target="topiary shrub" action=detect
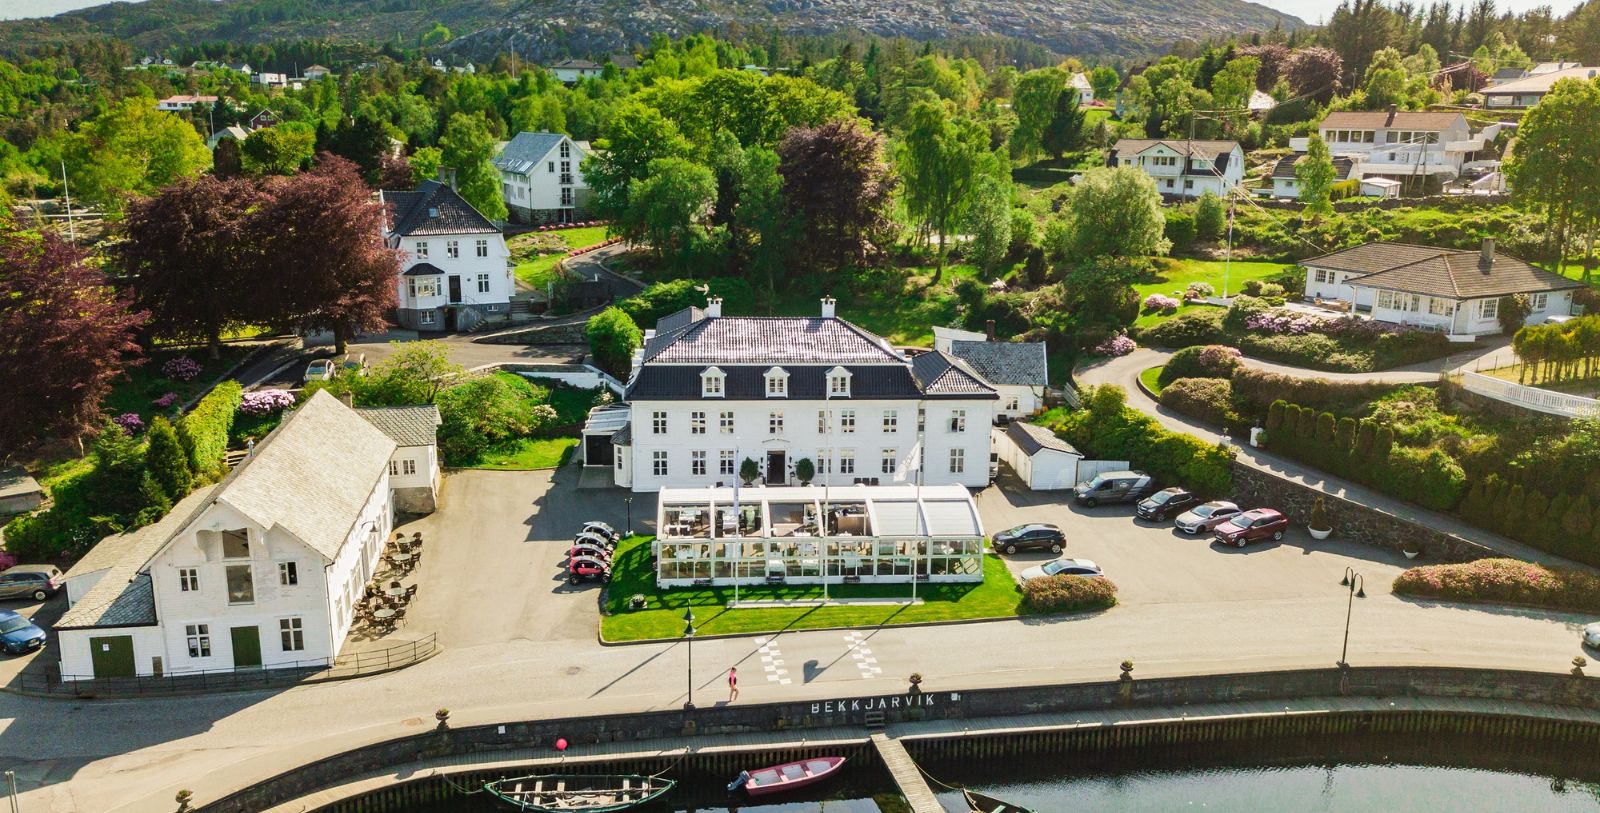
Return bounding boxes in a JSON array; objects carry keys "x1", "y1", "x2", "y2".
[
  {"x1": 1137, "y1": 307, "x2": 1226, "y2": 348},
  {"x1": 1160, "y1": 378, "x2": 1241, "y2": 427},
  {"x1": 1021, "y1": 575, "x2": 1119, "y2": 613},
  {"x1": 1158, "y1": 344, "x2": 1243, "y2": 387}
]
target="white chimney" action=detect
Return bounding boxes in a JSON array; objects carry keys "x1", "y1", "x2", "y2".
[
  {"x1": 1481, "y1": 238, "x2": 1495, "y2": 267},
  {"x1": 820, "y1": 296, "x2": 836, "y2": 318},
  {"x1": 706, "y1": 296, "x2": 723, "y2": 318}
]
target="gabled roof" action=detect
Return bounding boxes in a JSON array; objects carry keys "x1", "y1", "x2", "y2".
[
  {"x1": 494, "y1": 131, "x2": 569, "y2": 174},
  {"x1": 1007, "y1": 421, "x2": 1079, "y2": 457},
  {"x1": 358, "y1": 405, "x2": 441, "y2": 448},
  {"x1": 56, "y1": 487, "x2": 218, "y2": 630},
  {"x1": 383, "y1": 180, "x2": 500, "y2": 237},
  {"x1": 551, "y1": 58, "x2": 601, "y2": 70},
  {"x1": 1483, "y1": 65, "x2": 1599, "y2": 95},
  {"x1": 654, "y1": 306, "x2": 705, "y2": 335},
  {"x1": 1111, "y1": 139, "x2": 1240, "y2": 161},
  {"x1": 948, "y1": 340, "x2": 1048, "y2": 387},
  {"x1": 1271, "y1": 154, "x2": 1356, "y2": 180},
  {"x1": 626, "y1": 364, "x2": 925, "y2": 401},
  {"x1": 1301, "y1": 242, "x2": 1456, "y2": 275},
  {"x1": 911, "y1": 351, "x2": 999, "y2": 399},
  {"x1": 642, "y1": 316, "x2": 904, "y2": 365},
  {"x1": 1320, "y1": 110, "x2": 1465, "y2": 131},
  {"x1": 1347, "y1": 249, "x2": 1584, "y2": 300},
  {"x1": 1068, "y1": 72, "x2": 1093, "y2": 90}
]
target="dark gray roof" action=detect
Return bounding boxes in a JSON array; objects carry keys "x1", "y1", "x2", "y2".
[
  {"x1": 358, "y1": 405, "x2": 441, "y2": 448},
  {"x1": 948, "y1": 340, "x2": 1048, "y2": 387},
  {"x1": 612, "y1": 422, "x2": 632, "y2": 445},
  {"x1": 626, "y1": 364, "x2": 925, "y2": 401},
  {"x1": 654, "y1": 306, "x2": 704, "y2": 335},
  {"x1": 551, "y1": 58, "x2": 601, "y2": 70},
  {"x1": 494, "y1": 132, "x2": 565, "y2": 175},
  {"x1": 383, "y1": 180, "x2": 499, "y2": 237},
  {"x1": 1271, "y1": 154, "x2": 1355, "y2": 180},
  {"x1": 1348, "y1": 250, "x2": 1584, "y2": 300},
  {"x1": 911, "y1": 351, "x2": 999, "y2": 399},
  {"x1": 643, "y1": 316, "x2": 904, "y2": 365},
  {"x1": 402, "y1": 262, "x2": 446, "y2": 277},
  {"x1": 1007, "y1": 421, "x2": 1079, "y2": 457},
  {"x1": 1302, "y1": 242, "x2": 1458, "y2": 275}
]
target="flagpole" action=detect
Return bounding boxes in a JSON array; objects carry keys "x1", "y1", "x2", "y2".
[
  {"x1": 1224, "y1": 196, "x2": 1235, "y2": 299},
  {"x1": 733, "y1": 457, "x2": 740, "y2": 607}
]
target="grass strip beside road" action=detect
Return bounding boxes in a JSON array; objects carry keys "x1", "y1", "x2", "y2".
[
  {"x1": 600, "y1": 536, "x2": 1048, "y2": 642},
  {"x1": 466, "y1": 437, "x2": 578, "y2": 470},
  {"x1": 1139, "y1": 365, "x2": 1166, "y2": 396}
]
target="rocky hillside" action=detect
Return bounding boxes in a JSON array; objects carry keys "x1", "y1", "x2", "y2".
[{"x1": 1, "y1": 0, "x2": 1303, "y2": 60}]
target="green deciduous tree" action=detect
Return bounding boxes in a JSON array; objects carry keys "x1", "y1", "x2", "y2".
[
  {"x1": 1062, "y1": 166, "x2": 1170, "y2": 260},
  {"x1": 1040, "y1": 89, "x2": 1086, "y2": 160},
  {"x1": 1505, "y1": 77, "x2": 1600, "y2": 277},
  {"x1": 241, "y1": 121, "x2": 316, "y2": 176},
  {"x1": 584, "y1": 101, "x2": 693, "y2": 220},
  {"x1": 1089, "y1": 66, "x2": 1120, "y2": 100},
  {"x1": 64, "y1": 97, "x2": 211, "y2": 210},
  {"x1": 438, "y1": 112, "x2": 508, "y2": 220},
  {"x1": 1296, "y1": 134, "x2": 1337, "y2": 220},
  {"x1": 622, "y1": 156, "x2": 718, "y2": 272},
  {"x1": 897, "y1": 100, "x2": 987, "y2": 279},
  {"x1": 965, "y1": 171, "x2": 1013, "y2": 273},
  {"x1": 1010, "y1": 67, "x2": 1065, "y2": 161},
  {"x1": 1195, "y1": 192, "x2": 1226, "y2": 241},
  {"x1": 359, "y1": 340, "x2": 464, "y2": 405},
  {"x1": 587, "y1": 307, "x2": 643, "y2": 378}
]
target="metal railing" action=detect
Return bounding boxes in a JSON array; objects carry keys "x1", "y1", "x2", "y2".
[
  {"x1": 1454, "y1": 371, "x2": 1600, "y2": 418},
  {"x1": 8, "y1": 633, "x2": 437, "y2": 698}
]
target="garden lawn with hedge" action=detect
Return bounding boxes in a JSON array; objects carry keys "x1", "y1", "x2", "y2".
[
  {"x1": 510, "y1": 226, "x2": 611, "y2": 289},
  {"x1": 1132, "y1": 259, "x2": 1290, "y2": 328},
  {"x1": 1043, "y1": 385, "x2": 1234, "y2": 499},
  {"x1": 1139, "y1": 365, "x2": 1165, "y2": 396},
  {"x1": 468, "y1": 437, "x2": 579, "y2": 470},
  {"x1": 1393, "y1": 559, "x2": 1600, "y2": 613},
  {"x1": 600, "y1": 536, "x2": 1078, "y2": 642},
  {"x1": 102, "y1": 347, "x2": 254, "y2": 425}
]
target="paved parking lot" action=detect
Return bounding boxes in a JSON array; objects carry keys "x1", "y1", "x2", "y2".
[{"x1": 976, "y1": 469, "x2": 1409, "y2": 604}]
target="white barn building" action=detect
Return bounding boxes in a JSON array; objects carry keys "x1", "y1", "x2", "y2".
[{"x1": 54, "y1": 392, "x2": 417, "y2": 679}]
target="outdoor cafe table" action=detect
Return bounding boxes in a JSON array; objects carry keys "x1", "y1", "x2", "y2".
[
  {"x1": 384, "y1": 586, "x2": 407, "y2": 598},
  {"x1": 390, "y1": 552, "x2": 413, "y2": 566},
  {"x1": 373, "y1": 607, "x2": 396, "y2": 621}
]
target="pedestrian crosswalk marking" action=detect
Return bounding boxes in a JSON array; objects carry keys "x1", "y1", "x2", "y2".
[
  {"x1": 843, "y1": 631, "x2": 883, "y2": 679},
  {"x1": 757, "y1": 637, "x2": 791, "y2": 685}
]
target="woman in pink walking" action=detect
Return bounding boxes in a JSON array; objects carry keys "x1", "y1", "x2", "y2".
[{"x1": 728, "y1": 666, "x2": 739, "y2": 701}]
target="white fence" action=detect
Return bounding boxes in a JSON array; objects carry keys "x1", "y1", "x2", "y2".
[
  {"x1": 512, "y1": 364, "x2": 626, "y2": 396},
  {"x1": 1456, "y1": 371, "x2": 1599, "y2": 418}
]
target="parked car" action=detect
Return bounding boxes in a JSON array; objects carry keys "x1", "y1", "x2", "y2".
[
  {"x1": 0, "y1": 610, "x2": 47, "y2": 655},
  {"x1": 1073, "y1": 471, "x2": 1153, "y2": 507},
  {"x1": 581, "y1": 521, "x2": 621, "y2": 543},
  {"x1": 567, "y1": 543, "x2": 611, "y2": 562},
  {"x1": 1584, "y1": 623, "x2": 1600, "y2": 650},
  {"x1": 991, "y1": 524, "x2": 1065, "y2": 555},
  {"x1": 1174, "y1": 501, "x2": 1242, "y2": 535},
  {"x1": 574, "y1": 530, "x2": 616, "y2": 550},
  {"x1": 1213, "y1": 509, "x2": 1289, "y2": 547},
  {"x1": 1019, "y1": 557, "x2": 1103, "y2": 583},
  {"x1": 334, "y1": 352, "x2": 367, "y2": 376},
  {"x1": 1136, "y1": 487, "x2": 1201, "y2": 522},
  {"x1": 567, "y1": 555, "x2": 611, "y2": 585},
  {"x1": 303, "y1": 359, "x2": 335, "y2": 382},
  {"x1": 0, "y1": 565, "x2": 62, "y2": 602}
]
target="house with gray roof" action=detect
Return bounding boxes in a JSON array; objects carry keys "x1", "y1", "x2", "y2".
[
  {"x1": 604, "y1": 297, "x2": 997, "y2": 491},
  {"x1": 55, "y1": 391, "x2": 401, "y2": 680},
  {"x1": 359, "y1": 404, "x2": 441, "y2": 513},
  {"x1": 1482, "y1": 64, "x2": 1596, "y2": 108},
  {"x1": 1303, "y1": 239, "x2": 1582, "y2": 337},
  {"x1": 935, "y1": 333, "x2": 1049, "y2": 420},
  {"x1": 1110, "y1": 138, "x2": 1245, "y2": 199},
  {"x1": 1310, "y1": 108, "x2": 1487, "y2": 183},
  {"x1": 494, "y1": 131, "x2": 592, "y2": 225},
  {"x1": 381, "y1": 178, "x2": 512, "y2": 332}
]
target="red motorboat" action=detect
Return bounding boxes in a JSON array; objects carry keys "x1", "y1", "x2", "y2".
[{"x1": 729, "y1": 756, "x2": 847, "y2": 797}]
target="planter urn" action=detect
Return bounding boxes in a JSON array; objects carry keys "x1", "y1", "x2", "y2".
[{"x1": 1309, "y1": 527, "x2": 1332, "y2": 540}]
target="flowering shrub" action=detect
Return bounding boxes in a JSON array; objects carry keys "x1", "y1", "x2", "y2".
[
  {"x1": 1093, "y1": 334, "x2": 1137, "y2": 357},
  {"x1": 1159, "y1": 343, "x2": 1243, "y2": 386},
  {"x1": 1243, "y1": 311, "x2": 1323, "y2": 335},
  {"x1": 1021, "y1": 574, "x2": 1119, "y2": 613},
  {"x1": 1392, "y1": 559, "x2": 1600, "y2": 613},
  {"x1": 162, "y1": 356, "x2": 202, "y2": 381},
  {"x1": 1142, "y1": 293, "x2": 1181, "y2": 314},
  {"x1": 152, "y1": 392, "x2": 180, "y2": 408},
  {"x1": 1185, "y1": 282, "x2": 1214, "y2": 300},
  {"x1": 239, "y1": 389, "x2": 295, "y2": 416},
  {"x1": 112, "y1": 413, "x2": 145, "y2": 435}
]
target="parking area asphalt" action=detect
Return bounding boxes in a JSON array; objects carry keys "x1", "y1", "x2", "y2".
[
  {"x1": 976, "y1": 468, "x2": 1409, "y2": 604},
  {"x1": 397, "y1": 465, "x2": 634, "y2": 650},
  {"x1": 0, "y1": 593, "x2": 63, "y2": 686}
]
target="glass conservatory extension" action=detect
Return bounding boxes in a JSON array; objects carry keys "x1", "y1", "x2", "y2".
[{"x1": 653, "y1": 485, "x2": 986, "y2": 588}]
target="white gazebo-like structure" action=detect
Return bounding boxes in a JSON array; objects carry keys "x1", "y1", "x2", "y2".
[{"x1": 652, "y1": 485, "x2": 986, "y2": 588}]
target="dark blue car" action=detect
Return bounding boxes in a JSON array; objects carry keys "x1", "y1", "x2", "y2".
[{"x1": 0, "y1": 610, "x2": 46, "y2": 655}]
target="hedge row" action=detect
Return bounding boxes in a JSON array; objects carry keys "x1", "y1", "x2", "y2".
[
  {"x1": 1393, "y1": 558, "x2": 1600, "y2": 614},
  {"x1": 1266, "y1": 399, "x2": 1466, "y2": 511},
  {"x1": 1159, "y1": 378, "x2": 1241, "y2": 427},
  {"x1": 1458, "y1": 475, "x2": 1600, "y2": 565},
  {"x1": 1051, "y1": 386, "x2": 1234, "y2": 499},
  {"x1": 1156, "y1": 344, "x2": 1241, "y2": 388},
  {"x1": 1230, "y1": 367, "x2": 1409, "y2": 414},
  {"x1": 177, "y1": 380, "x2": 241, "y2": 480},
  {"x1": 1021, "y1": 575, "x2": 1119, "y2": 614}
]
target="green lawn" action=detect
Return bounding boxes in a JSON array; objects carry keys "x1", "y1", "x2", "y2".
[
  {"x1": 600, "y1": 535, "x2": 1045, "y2": 642},
  {"x1": 1133, "y1": 258, "x2": 1291, "y2": 329},
  {"x1": 466, "y1": 437, "x2": 579, "y2": 470},
  {"x1": 103, "y1": 346, "x2": 255, "y2": 424},
  {"x1": 769, "y1": 263, "x2": 979, "y2": 346},
  {"x1": 510, "y1": 226, "x2": 612, "y2": 290},
  {"x1": 1139, "y1": 365, "x2": 1166, "y2": 396}
]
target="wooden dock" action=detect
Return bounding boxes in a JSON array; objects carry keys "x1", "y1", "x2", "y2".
[{"x1": 870, "y1": 732, "x2": 945, "y2": 813}]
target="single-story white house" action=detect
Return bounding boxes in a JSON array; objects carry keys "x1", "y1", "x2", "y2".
[
  {"x1": 1270, "y1": 154, "x2": 1358, "y2": 199},
  {"x1": 358, "y1": 405, "x2": 442, "y2": 513},
  {"x1": 1302, "y1": 239, "x2": 1584, "y2": 337}
]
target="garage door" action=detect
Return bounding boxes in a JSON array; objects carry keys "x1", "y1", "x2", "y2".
[
  {"x1": 584, "y1": 434, "x2": 614, "y2": 467},
  {"x1": 89, "y1": 635, "x2": 135, "y2": 678}
]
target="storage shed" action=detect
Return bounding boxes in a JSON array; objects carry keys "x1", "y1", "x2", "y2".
[{"x1": 1002, "y1": 422, "x2": 1085, "y2": 491}]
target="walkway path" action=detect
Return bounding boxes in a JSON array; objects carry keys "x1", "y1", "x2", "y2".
[
  {"x1": 1075, "y1": 347, "x2": 1588, "y2": 572},
  {"x1": 871, "y1": 733, "x2": 943, "y2": 813}
]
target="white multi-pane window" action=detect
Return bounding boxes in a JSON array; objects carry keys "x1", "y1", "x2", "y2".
[
  {"x1": 949, "y1": 448, "x2": 965, "y2": 473},
  {"x1": 280, "y1": 617, "x2": 305, "y2": 651},
  {"x1": 769, "y1": 411, "x2": 784, "y2": 434},
  {"x1": 414, "y1": 241, "x2": 429, "y2": 258},
  {"x1": 278, "y1": 561, "x2": 298, "y2": 586},
  {"x1": 178, "y1": 568, "x2": 198, "y2": 592},
  {"x1": 883, "y1": 411, "x2": 898, "y2": 433},
  {"x1": 446, "y1": 240, "x2": 460, "y2": 258},
  {"x1": 703, "y1": 372, "x2": 725, "y2": 397},
  {"x1": 817, "y1": 411, "x2": 830, "y2": 433},
  {"x1": 881, "y1": 449, "x2": 897, "y2": 475},
  {"x1": 817, "y1": 449, "x2": 831, "y2": 474},
  {"x1": 477, "y1": 273, "x2": 490, "y2": 293},
  {"x1": 1531, "y1": 293, "x2": 1549, "y2": 311},
  {"x1": 691, "y1": 411, "x2": 706, "y2": 434},
  {"x1": 653, "y1": 451, "x2": 668, "y2": 476},
  {"x1": 653, "y1": 411, "x2": 667, "y2": 434},
  {"x1": 719, "y1": 450, "x2": 735, "y2": 475},
  {"x1": 186, "y1": 624, "x2": 211, "y2": 658},
  {"x1": 839, "y1": 450, "x2": 855, "y2": 475},
  {"x1": 840, "y1": 411, "x2": 855, "y2": 433},
  {"x1": 720, "y1": 412, "x2": 735, "y2": 433},
  {"x1": 829, "y1": 373, "x2": 850, "y2": 396},
  {"x1": 691, "y1": 450, "x2": 707, "y2": 476},
  {"x1": 561, "y1": 188, "x2": 574, "y2": 206},
  {"x1": 475, "y1": 238, "x2": 489, "y2": 257},
  {"x1": 766, "y1": 370, "x2": 788, "y2": 397},
  {"x1": 949, "y1": 410, "x2": 967, "y2": 432},
  {"x1": 1479, "y1": 298, "x2": 1498, "y2": 318}
]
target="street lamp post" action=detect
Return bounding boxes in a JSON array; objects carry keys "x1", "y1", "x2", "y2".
[
  {"x1": 1338, "y1": 566, "x2": 1366, "y2": 668},
  {"x1": 682, "y1": 609, "x2": 696, "y2": 710},
  {"x1": 624, "y1": 496, "x2": 633, "y2": 536}
]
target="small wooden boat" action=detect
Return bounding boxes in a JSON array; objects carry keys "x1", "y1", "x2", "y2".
[
  {"x1": 964, "y1": 789, "x2": 1036, "y2": 813},
  {"x1": 484, "y1": 773, "x2": 674, "y2": 811},
  {"x1": 731, "y1": 755, "x2": 847, "y2": 797}
]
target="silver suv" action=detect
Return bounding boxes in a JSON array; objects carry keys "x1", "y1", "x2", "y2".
[{"x1": 0, "y1": 565, "x2": 62, "y2": 602}]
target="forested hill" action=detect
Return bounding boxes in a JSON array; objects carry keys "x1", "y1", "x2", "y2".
[{"x1": 0, "y1": 0, "x2": 1304, "y2": 61}]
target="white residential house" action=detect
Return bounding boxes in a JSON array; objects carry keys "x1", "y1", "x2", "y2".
[
  {"x1": 380, "y1": 178, "x2": 513, "y2": 332},
  {"x1": 548, "y1": 59, "x2": 603, "y2": 83},
  {"x1": 156, "y1": 95, "x2": 218, "y2": 111},
  {"x1": 1300, "y1": 108, "x2": 1488, "y2": 183},
  {"x1": 1068, "y1": 72, "x2": 1095, "y2": 105},
  {"x1": 303, "y1": 64, "x2": 331, "y2": 81},
  {"x1": 1109, "y1": 139, "x2": 1245, "y2": 198},
  {"x1": 1482, "y1": 65, "x2": 1596, "y2": 108},
  {"x1": 1270, "y1": 154, "x2": 1359, "y2": 199},
  {"x1": 1302, "y1": 239, "x2": 1583, "y2": 338},
  {"x1": 358, "y1": 405, "x2": 443, "y2": 513},
  {"x1": 253, "y1": 71, "x2": 288, "y2": 87},
  {"x1": 591, "y1": 298, "x2": 999, "y2": 492},
  {"x1": 206, "y1": 125, "x2": 251, "y2": 150},
  {"x1": 494, "y1": 132, "x2": 592, "y2": 225},
  {"x1": 53, "y1": 391, "x2": 407, "y2": 679},
  {"x1": 934, "y1": 327, "x2": 1048, "y2": 420}
]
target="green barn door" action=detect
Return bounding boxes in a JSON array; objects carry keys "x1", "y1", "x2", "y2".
[
  {"x1": 230, "y1": 626, "x2": 262, "y2": 669},
  {"x1": 89, "y1": 635, "x2": 135, "y2": 678}
]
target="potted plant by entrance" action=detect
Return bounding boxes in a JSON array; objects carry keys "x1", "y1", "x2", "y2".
[
  {"x1": 1402, "y1": 542, "x2": 1423, "y2": 560},
  {"x1": 1308, "y1": 497, "x2": 1333, "y2": 540},
  {"x1": 795, "y1": 457, "x2": 815, "y2": 486},
  {"x1": 739, "y1": 457, "x2": 760, "y2": 486}
]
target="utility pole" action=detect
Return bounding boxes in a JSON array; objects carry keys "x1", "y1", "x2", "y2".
[{"x1": 59, "y1": 160, "x2": 76, "y2": 244}]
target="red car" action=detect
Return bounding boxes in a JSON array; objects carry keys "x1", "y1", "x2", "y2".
[
  {"x1": 1212, "y1": 509, "x2": 1288, "y2": 547},
  {"x1": 568, "y1": 555, "x2": 611, "y2": 585}
]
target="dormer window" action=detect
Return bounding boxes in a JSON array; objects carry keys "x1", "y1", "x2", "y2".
[
  {"x1": 765, "y1": 367, "x2": 789, "y2": 398},
  {"x1": 826, "y1": 366, "x2": 852, "y2": 398},
  {"x1": 701, "y1": 366, "x2": 726, "y2": 398}
]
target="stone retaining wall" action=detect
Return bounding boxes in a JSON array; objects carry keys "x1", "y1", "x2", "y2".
[
  {"x1": 474, "y1": 321, "x2": 590, "y2": 345},
  {"x1": 1230, "y1": 462, "x2": 1496, "y2": 563}
]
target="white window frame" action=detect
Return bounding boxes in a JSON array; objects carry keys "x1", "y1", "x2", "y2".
[
  {"x1": 950, "y1": 448, "x2": 966, "y2": 474},
  {"x1": 186, "y1": 624, "x2": 211, "y2": 658},
  {"x1": 652, "y1": 411, "x2": 667, "y2": 434},
  {"x1": 691, "y1": 450, "x2": 707, "y2": 476},
  {"x1": 278, "y1": 561, "x2": 298, "y2": 586},
  {"x1": 701, "y1": 367, "x2": 726, "y2": 398},
  {"x1": 446, "y1": 240, "x2": 460, "y2": 259},
  {"x1": 280, "y1": 617, "x2": 305, "y2": 651},
  {"x1": 839, "y1": 450, "x2": 855, "y2": 475},
  {"x1": 719, "y1": 411, "x2": 734, "y2": 433},
  {"x1": 840, "y1": 410, "x2": 855, "y2": 433},
  {"x1": 828, "y1": 368, "x2": 851, "y2": 397},
  {"x1": 949, "y1": 410, "x2": 967, "y2": 433},
  {"x1": 420, "y1": 310, "x2": 436, "y2": 326},
  {"x1": 1479, "y1": 298, "x2": 1499, "y2": 319},
  {"x1": 690, "y1": 411, "x2": 706, "y2": 435},
  {"x1": 883, "y1": 411, "x2": 898, "y2": 433},
  {"x1": 178, "y1": 568, "x2": 199, "y2": 592},
  {"x1": 476, "y1": 272, "x2": 490, "y2": 293},
  {"x1": 765, "y1": 367, "x2": 789, "y2": 397},
  {"x1": 769, "y1": 411, "x2": 784, "y2": 435},
  {"x1": 719, "y1": 450, "x2": 735, "y2": 476},
  {"x1": 1530, "y1": 292, "x2": 1549, "y2": 311},
  {"x1": 652, "y1": 451, "x2": 668, "y2": 476},
  {"x1": 881, "y1": 449, "x2": 897, "y2": 475},
  {"x1": 414, "y1": 240, "x2": 429, "y2": 259},
  {"x1": 475, "y1": 238, "x2": 489, "y2": 258}
]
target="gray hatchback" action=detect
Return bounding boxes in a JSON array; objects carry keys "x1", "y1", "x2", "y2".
[{"x1": 0, "y1": 565, "x2": 62, "y2": 602}]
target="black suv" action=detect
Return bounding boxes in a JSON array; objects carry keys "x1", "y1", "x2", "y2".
[
  {"x1": 1136, "y1": 487, "x2": 1201, "y2": 522},
  {"x1": 991, "y1": 524, "x2": 1065, "y2": 555}
]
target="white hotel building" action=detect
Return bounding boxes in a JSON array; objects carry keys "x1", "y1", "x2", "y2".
[{"x1": 596, "y1": 298, "x2": 999, "y2": 493}]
